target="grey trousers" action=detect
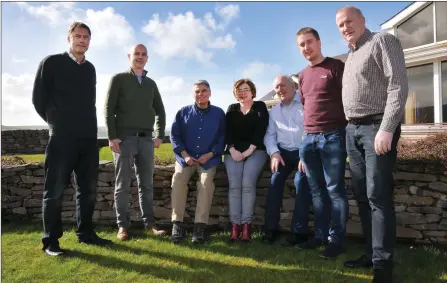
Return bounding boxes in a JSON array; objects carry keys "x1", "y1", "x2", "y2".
[
  {"x1": 113, "y1": 136, "x2": 154, "y2": 229},
  {"x1": 224, "y1": 150, "x2": 268, "y2": 224}
]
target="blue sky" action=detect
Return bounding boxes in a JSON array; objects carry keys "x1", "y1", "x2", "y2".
[{"x1": 1, "y1": 1, "x2": 411, "y2": 127}]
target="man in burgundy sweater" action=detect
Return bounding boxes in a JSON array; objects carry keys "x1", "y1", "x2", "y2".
[{"x1": 294, "y1": 27, "x2": 349, "y2": 259}]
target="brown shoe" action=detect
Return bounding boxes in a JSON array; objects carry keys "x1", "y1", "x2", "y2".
[{"x1": 117, "y1": 227, "x2": 129, "y2": 241}]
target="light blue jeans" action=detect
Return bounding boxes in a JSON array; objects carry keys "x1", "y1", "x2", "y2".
[{"x1": 224, "y1": 150, "x2": 268, "y2": 224}]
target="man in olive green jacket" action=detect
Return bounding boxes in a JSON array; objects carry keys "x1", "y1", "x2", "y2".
[{"x1": 104, "y1": 43, "x2": 166, "y2": 240}]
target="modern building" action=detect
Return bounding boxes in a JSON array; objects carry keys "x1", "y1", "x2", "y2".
[{"x1": 260, "y1": 1, "x2": 447, "y2": 139}]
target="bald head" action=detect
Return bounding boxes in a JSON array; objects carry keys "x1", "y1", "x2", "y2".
[{"x1": 128, "y1": 43, "x2": 148, "y2": 71}]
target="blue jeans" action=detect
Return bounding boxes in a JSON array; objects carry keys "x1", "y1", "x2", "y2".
[
  {"x1": 299, "y1": 128, "x2": 348, "y2": 245},
  {"x1": 224, "y1": 150, "x2": 268, "y2": 224},
  {"x1": 264, "y1": 148, "x2": 312, "y2": 234},
  {"x1": 346, "y1": 121, "x2": 400, "y2": 269}
]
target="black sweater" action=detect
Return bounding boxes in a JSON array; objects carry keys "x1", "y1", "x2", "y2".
[
  {"x1": 224, "y1": 101, "x2": 269, "y2": 153},
  {"x1": 32, "y1": 52, "x2": 97, "y2": 138}
]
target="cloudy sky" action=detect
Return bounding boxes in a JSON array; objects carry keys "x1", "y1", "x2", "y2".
[{"x1": 1, "y1": 1, "x2": 410, "y2": 128}]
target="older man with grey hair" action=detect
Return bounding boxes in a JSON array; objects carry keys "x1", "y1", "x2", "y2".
[
  {"x1": 169, "y1": 80, "x2": 226, "y2": 244},
  {"x1": 336, "y1": 6, "x2": 408, "y2": 283}
]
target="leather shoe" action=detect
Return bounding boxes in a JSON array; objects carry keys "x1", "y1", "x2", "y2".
[
  {"x1": 79, "y1": 234, "x2": 112, "y2": 246},
  {"x1": 229, "y1": 224, "x2": 241, "y2": 241},
  {"x1": 372, "y1": 268, "x2": 393, "y2": 283},
  {"x1": 344, "y1": 255, "x2": 373, "y2": 269},
  {"x1": 241, "y1": 223, "x2": 252, "y2": 242}
]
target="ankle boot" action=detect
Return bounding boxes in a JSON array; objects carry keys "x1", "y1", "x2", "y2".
[
  {"x1": 241, "y1": 223, "x2": 252, "y2": 242},
  {"x1": 230, "y1": 224, "x2": 241, "y2": 241}
]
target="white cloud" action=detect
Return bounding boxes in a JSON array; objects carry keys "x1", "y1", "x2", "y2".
[
  {"x1": 141, "y1": 10, "x2": 237, "y2": 64},
  {"x1": 12, "y1": 57, "x2": 28, "y2": 64},
  {"x1": 215, "y1": 4, "x2": 240, "y2": 22},
  {"x1": 242, "y1": 61, "x2": 281, "y2": 79},
  {"x1": 15, "y1": 2, "x2": 134, "y2": 49}
]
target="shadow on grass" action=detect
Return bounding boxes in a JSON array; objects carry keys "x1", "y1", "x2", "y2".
[
  {"x1": 63, "y1": 244, "x2": 371, "y2": 283},
  {"x1": 2, "y1": 221, "x2": 446, "y2": 283}
]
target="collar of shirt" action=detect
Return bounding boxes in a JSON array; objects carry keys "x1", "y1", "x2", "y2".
[
  {"x1": 67, "y1": 50, "x2": 85, "y2": 64},
  {"x1": 280, "y1": 93, "x2": 300, "y2": 108},
  {"x1": 194, "y1": 102, "x2": 211, "y2": 113},
  {"x1": 129, "y1": 67, "x2": 148, "y2": 78},
  {"x1": 349, "y1": 28, "x2": 372, "y2": 51}
]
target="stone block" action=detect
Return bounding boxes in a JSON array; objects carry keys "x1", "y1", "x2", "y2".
[
  {"x1": 422, "y1": 231, "x2": 447, "y2": 237},
  {"x1": 428, "y1": 182, "x2": 447, "y2": 193},
  {"x1": 210, "y1": 206, "x2": 228, "y2": 216},
  {"x1": 409, "y1": 186, "x2": 420, "y2": 195},
  {"x1": 393, "y1": 172, "x2": 437, "y2": 182},
  {"x1": 24, "y1": 199, "x2": 41, "y2": 207},
  {"x1": 282, "y1": 199, "x2": 295, "y2": 212},
  {"x1": 12, "y1": 207, "x2": 27, "y2": 215},
  {"x1": 154, "y1": 206, "x2": 171, "y2": 218},
  {"x1": 436, "y1": 200, "x2": 447, "y2": 209},
  {"x1": 394, "y1": 195, "x2": 434, "y2": 206},
  {"x1": 396, "y1": 226, "x2": 423, "y2": 239},
  {"x1": 98, "y1": 172, "x2": 115, "y2": 182},
  {"x1": 20, "y1": 175, "x2": 44, "y2": 184},
  {"x1": 10, "y1": 187, "x2": 32, "y2": 197}
]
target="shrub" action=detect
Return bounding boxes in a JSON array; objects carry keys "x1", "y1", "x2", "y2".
[{"x1": 397, "y1": 132, "x2": 447, "y2": 173}]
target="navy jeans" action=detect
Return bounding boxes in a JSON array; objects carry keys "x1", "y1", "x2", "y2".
[
  {"x1": 42, "y1": 135, "x2": 99, "y2": 249},
  {"x1": 264, "y1": 148, "x2": 312, "y2": 234},
  {"x1": 346, "y1": 121, "x2": 400, "y2": 269},
  {"x1": 299, "y1": 128, "x2": 348, "y2": 245}
]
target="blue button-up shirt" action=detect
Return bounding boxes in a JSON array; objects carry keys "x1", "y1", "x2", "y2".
[
  {"x1": 264, "y1": 93, "x2": 305, "y2": 156},
  {"x1": 170, "y1": 103, "x2": 225, "y2": 169}
]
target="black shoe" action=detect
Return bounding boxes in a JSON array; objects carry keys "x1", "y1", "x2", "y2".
[
  {"x1": 171, "y1": 222, "x2": 186, "y2": 243},
  {"x1": 43, "y1": 244, "x2": 65, "y2": 256},
  {"x1": 344, "y1": 255, "x2": 373, "y2": 269},
  {"x1": 79, "y1": 234, "x2": 112, "y2": 246},
  {"x1": 262, "y1": 230, "x2": 278, "y2": 244},
  {"x1": 281, "y1": 233, "x2": 308, "y2": 247},
  {"x1": 192, "y1": 223, "x2": 207, "y2": 244},
  {"x1": 372, "y1": 268, "x2": 393, "y2": 283},
  {"x1": 320, "y1": 242, "x2": 345, "y2": 259},
  {"x1": 296, "y1": 238, "x2": 327, "y2": 250}
]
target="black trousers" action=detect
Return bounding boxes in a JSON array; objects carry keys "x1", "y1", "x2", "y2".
[{"x1": 41, "y1": 135, "x2": 99, "y2": 249}]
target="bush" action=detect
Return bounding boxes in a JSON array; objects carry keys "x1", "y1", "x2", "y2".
[{"x1": 397, "y1": 132, "x2": 447, "y2": 173}]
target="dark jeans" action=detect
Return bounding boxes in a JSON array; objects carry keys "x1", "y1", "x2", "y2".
[
  {"x1": 300, "y1": 128, "x2": 348, "y2": 245},
  {"x1": 264, "y1": 148, "x2": 312, "y2": 234},
  {"x1": 346, "y1": 121, "x2": 400, "y2": 269},
  {"x1": 42, "y1": 135, "x2": 99, "y2": 249}
]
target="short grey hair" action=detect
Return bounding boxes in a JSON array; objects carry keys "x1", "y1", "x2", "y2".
[
  {"x1": 337, "y1": 6, "x2": 364, "y2": 18},
  {"x1": 275, "y1": 75, "x2": 296, "y2": 89},
  {"x1": 193, "y1": 80, "x2": 211, "y2": 91}
]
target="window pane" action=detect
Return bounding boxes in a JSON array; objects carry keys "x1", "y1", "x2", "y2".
[
  {"x1": 442, "y1": 61, "x2": 447, "y2": 123},
  {"x1": 404, "y1": 64, "x2": 434, "y2": 124},
  {"x1": 397, "y1": 3, "x2": 434, "y2": 49},
  {"x1": 436, "y1": 2, "x2": 447, "y2": 41}
]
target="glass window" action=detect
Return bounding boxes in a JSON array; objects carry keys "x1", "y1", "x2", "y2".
[
  {"x1": 397, "y1": 3, "x2": 434, "y2": 49},
  {"x1": 404, "y1": 64, "x2": 434, "y2": 124},
  {"x1": 436, "y1": 2, "x2": 447, "y2": 41},
  {"x1": 442, "y1": 61, "x2": 447, "y2": 123}
]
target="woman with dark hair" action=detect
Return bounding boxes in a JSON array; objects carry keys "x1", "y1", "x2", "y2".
[{"x1": 224, "y1": 78, "x2": 269, "y2": 242}]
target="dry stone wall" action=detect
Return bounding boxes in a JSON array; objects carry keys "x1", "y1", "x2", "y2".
[{"x1": 2, "y1": 161, "x2": 446, "y2": 245}]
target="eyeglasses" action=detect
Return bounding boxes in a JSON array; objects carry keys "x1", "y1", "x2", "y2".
[{"x1": 237, "y1": 88, "x2": 251, "y2": 93}]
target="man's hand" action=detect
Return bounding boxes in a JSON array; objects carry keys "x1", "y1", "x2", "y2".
[
  {"x1": 109, "y1": 139, "x2": 122, "y2": 153},
  {"x1": 153, "y1": 137, "x2": 162, "y2": 148},
  {"x1": 229, "y1": 147, "x2": 244, "y2": 162},
  {"x1": 270, "y1": 152, "x2": 285, "y2": 173},
  {"x1": 298, "y1": 160, "x2": 306, "y2": 173},
  {"x1": 197, "y1": 152, "x2": 214, "y2": 164},
  {"x1": 184, "y1": 156, "x2": 198, "y2": 166},
  {"x1": 375, "y1": 129, "x2": 393, "y2": 155}
]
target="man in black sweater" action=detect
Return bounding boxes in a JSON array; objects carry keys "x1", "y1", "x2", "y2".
[{"x1": 32, "y1": 22, "x2": 111, "y2": 256}]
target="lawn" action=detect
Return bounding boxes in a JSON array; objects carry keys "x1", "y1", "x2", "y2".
[
  {"x1": 1, "y1": 220, "x2": 446, "y2": 283},
  {"x1": 1, "y1": 143, "x2": 175, "y2": 165}
]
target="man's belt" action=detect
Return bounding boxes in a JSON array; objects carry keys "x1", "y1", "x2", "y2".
[
  {"x1": 133, "y1": 132, "x2": 148, "y2": 137},
  {"x1": 348, "y1": 114, "x2": 383, "y2": 125}
]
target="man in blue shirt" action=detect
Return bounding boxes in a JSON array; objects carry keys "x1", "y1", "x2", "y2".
[
  {"x1": 263, "y1": 75, "x2": 313, "y2": 246},
  {"x1": 170, "y1": 80, "x2": 225, "y2": 244}
]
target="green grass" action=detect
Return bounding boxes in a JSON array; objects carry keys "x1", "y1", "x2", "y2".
[
  {"x1": 2, "y1": 220, "x2": 447, "y2": 283},
  {"x1": 2, "y1": 144, "x2": 175, "y2": 165}
]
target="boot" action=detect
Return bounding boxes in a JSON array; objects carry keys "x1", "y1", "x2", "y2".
[
  {"x1": 229, "y1": 224, "x2": 241, "y2": 241},
  {"x1": 241, "y1": 223, "x2": 252, "y2": 242}
]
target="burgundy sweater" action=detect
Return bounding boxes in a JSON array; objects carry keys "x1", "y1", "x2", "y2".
[{"x1": 298, "y1": 57, "x2": 347, "y2": 133}]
